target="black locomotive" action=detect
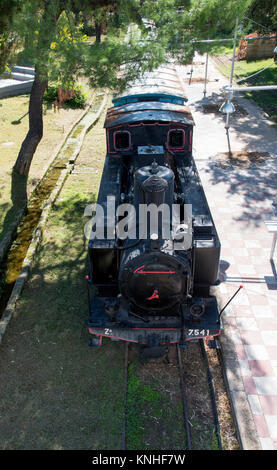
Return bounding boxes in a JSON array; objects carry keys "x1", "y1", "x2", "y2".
[{"x1": 86, "y1": 65, "x2": 221, "y2": 352}]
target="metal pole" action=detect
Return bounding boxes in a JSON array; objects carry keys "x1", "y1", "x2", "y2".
[
  {"x1": 224, "y1": 85, "x2": 277, "y2": 92},
  {"x1": 225, "y1": 16, "x2": 239, "y2": 155},
  {"x1": 189, "y1": 61, "x2": 193, "y2": 85},
  {"x1": 203, "y1": 51, "x2": 209, "y2": 98},
  {"x1": 229, "y1": 16, "x2": 239, "y2": 90},
  {"x1": 225, "y1": 107, "x2": 231, "y2": 129},
  {"x1": 218, "y1": 285, "x2": 243, "y2": 322},
  {"x1": 226, "y1": 127, "x2": 232, "y2": 156}
]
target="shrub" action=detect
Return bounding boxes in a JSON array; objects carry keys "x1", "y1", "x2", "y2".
[{"x1": 43, "y1": 84, "x2": 87, "y2": 109}]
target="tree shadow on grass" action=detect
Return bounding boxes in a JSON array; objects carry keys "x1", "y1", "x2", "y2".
[
  {"x1": 0, "y1": 170, "x2": 27, "y2": 246},
  {"x1": 0, "y1": 192, "x2": 126, "y2": 450}
]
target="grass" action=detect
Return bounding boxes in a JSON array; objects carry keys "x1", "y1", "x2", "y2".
[
  {"x1": 207, "y1": 42, "x2": 234, "y2": 56},
  {"x1": 0, "y1": 117, "x2": 190, "y2": 449},
  {"x1": 126, "y1": 355, "x2": 185, "y2": 450},
  {"x1": 0, "y1": 78, "x2": 94, "y2": 245},
  {"x1": 0, "y1": 187, "x2": 125, "y2": 448},
  {"x1": 213, "y1": 53, "x2": 277, "y2": 123},
  {"x1": 234, "y1": 59, "x2": 277, "y2": 123},
  {"x1": 0, "y1": 104, "x2": 128, "y2": 450},
  {"x1": 126, "y1": 362, "x2": 162, "y2": 449}
]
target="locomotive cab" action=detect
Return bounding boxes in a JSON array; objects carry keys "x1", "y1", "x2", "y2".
[{"x1": 105, "y1": 99, "x2": 194, "y2": 169}]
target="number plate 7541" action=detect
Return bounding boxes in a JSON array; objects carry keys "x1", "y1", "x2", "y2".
[{"x1": 187, "y1": 329, "x2": 209, "y2": 337}]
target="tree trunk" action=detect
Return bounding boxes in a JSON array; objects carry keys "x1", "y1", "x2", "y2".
[
  {"x1": 13, "y1": 67, "x2": 48, "y2": 176},
  {"x1": 13, "y1": 0, "x2": 62, "y2": 177},
  {"x1": 95, "y1": 21, "x2": 102, "y2": 43}
]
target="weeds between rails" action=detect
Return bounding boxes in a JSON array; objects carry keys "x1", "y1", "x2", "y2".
[{"x1": 121, "y1": 340, "x2": 224, "y2": 450}]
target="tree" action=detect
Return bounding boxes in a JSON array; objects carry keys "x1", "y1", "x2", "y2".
[
  {"x1": 0, "y1": 0, "x2": 22, "y2": 72},
  {"x1": 244, "y1": 0, "x2": 277, "y2": 33},
  {"x1": 140, "y1": 0, "x2": 255, "y2": 59},
  {"x1": 11, "y1": 0, "x2": 143, "y2": 175},
  {"x1": 12, "y1": 0, "x2": 64, "y2": 175},
  {"x1": 5, "y1": 0, "x2": 255, "y2": 176}
]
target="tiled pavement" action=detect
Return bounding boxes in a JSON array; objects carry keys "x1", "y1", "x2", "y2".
[{"x1": 178, "y1": 56, "x2": 277, "y2": 449}]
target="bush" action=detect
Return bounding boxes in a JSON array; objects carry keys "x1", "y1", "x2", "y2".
[
  {"x1": 43, "y1": 84, "x2": 87, "y2": 109},
  {"x1": 65, "y1": 90, "x2": 86, "y2": 109},
  {"x1": 44, "y1": 85, "x2": 58, "y2": 102}
]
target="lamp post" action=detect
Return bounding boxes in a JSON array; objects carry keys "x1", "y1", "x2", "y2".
[
  {"x1": 203, "y1": 51, "x2": 209, "y2": 98},
  {"x1": 225, "y1": 16, "x2": 239, "y2": 130},
  {"x1": 219, "y1": 91, "x2": 235, "y2": 156},
  {"x1": 218, "y1": 17, "x2": 239, "y2": 156}
]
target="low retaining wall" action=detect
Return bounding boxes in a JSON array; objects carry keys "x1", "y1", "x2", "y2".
[
  {"x1": 0, "y1": 66, "x2": 35, "y2": 98},
  {"x1": 0, "y1": 79, "x2": 34, "y2": 98},
  {"x1": 238, "y1": 34, "x2": 277, "y2": 61}
]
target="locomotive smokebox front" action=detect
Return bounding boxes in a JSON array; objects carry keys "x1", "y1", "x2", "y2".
[{"x1": 119, "y1": 250, "x2": 189, "y2": 314}]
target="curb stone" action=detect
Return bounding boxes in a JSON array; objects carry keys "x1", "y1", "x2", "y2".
[
  {"x1": 0, "y1": 91, "x2": 108, "y2": 346},
  {"x1": 216, "y1": 290, "x2": 262, "y2": 450},
  {"x1": 0, "y1": 94, "x2": 96, "y2": 265}
]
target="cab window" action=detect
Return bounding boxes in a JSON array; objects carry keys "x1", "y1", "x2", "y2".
[
  {"x1": 168, "y1": 129, "x2": 185, "y2": 149},
  {"x1": 114, "y1": 131, "x2": 131, "y2": 150}
]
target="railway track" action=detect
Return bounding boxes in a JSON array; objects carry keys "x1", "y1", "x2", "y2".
[
  {"x1": 121, "y1": 339, "x2": 226, "y2": 450},
  {"x1": 211, "y1": 54, "x2": 241, "y2": 82}
]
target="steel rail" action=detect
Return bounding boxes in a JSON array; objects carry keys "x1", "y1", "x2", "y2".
[
  {"x1": 176, "y1": 344, "x2": 192, "y2": 450},
  {"x1": 199, "y1": 339, "x2": 222, "y2": 450},
  {"x1": 121, "y1": 342, "x2": 129, "y2": 450}
]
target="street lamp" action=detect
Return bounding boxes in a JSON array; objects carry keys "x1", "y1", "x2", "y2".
[
  {"x1": 219, "y1": 89, "x2": 235, "y2": 156},
  {"x1": 219, "y1": 17, "x2": 239, "y2": 156},
  {"x1": 219, "y1": 99, "x2": 235, "y2": 114},
  {"x1": 203, "y1": 51, "x2": 209, "y2": 98},
  {"x1": 220, "y1": 102, "x2": 234, "y2": 156},
  {"x1": 220, "y1": 90, "x2": 235, "y2": 123}
]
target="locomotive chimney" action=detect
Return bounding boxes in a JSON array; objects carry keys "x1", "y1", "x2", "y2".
[{"x1": 141, "y1": 174, "x2": 168, "y2": 206}]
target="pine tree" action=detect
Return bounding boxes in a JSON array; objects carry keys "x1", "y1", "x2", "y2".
[
  {"x1": 2, "y1": 0, "x2": 255, "y2": 176},
  {"x1": 0, "y1": 0, "x2": 22, "y2": 72}
]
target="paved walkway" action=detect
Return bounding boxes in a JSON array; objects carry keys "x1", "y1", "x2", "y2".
[{"x1": 179, "y1": 55, "x2": 277, "y2": 450}]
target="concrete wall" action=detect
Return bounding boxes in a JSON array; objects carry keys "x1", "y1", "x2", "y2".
[{"x1": 246, "y1": 37, "x2": 277, "y2": 60}]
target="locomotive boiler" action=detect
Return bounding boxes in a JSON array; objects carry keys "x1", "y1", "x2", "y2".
[{"x1": 86, "y1": 65, "x2": 221, "y2": 353}]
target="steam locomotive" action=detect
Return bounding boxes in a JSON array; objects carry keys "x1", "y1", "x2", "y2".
[{"x1": 86, "y1": 65, "x2": 221, "y2": 353}]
